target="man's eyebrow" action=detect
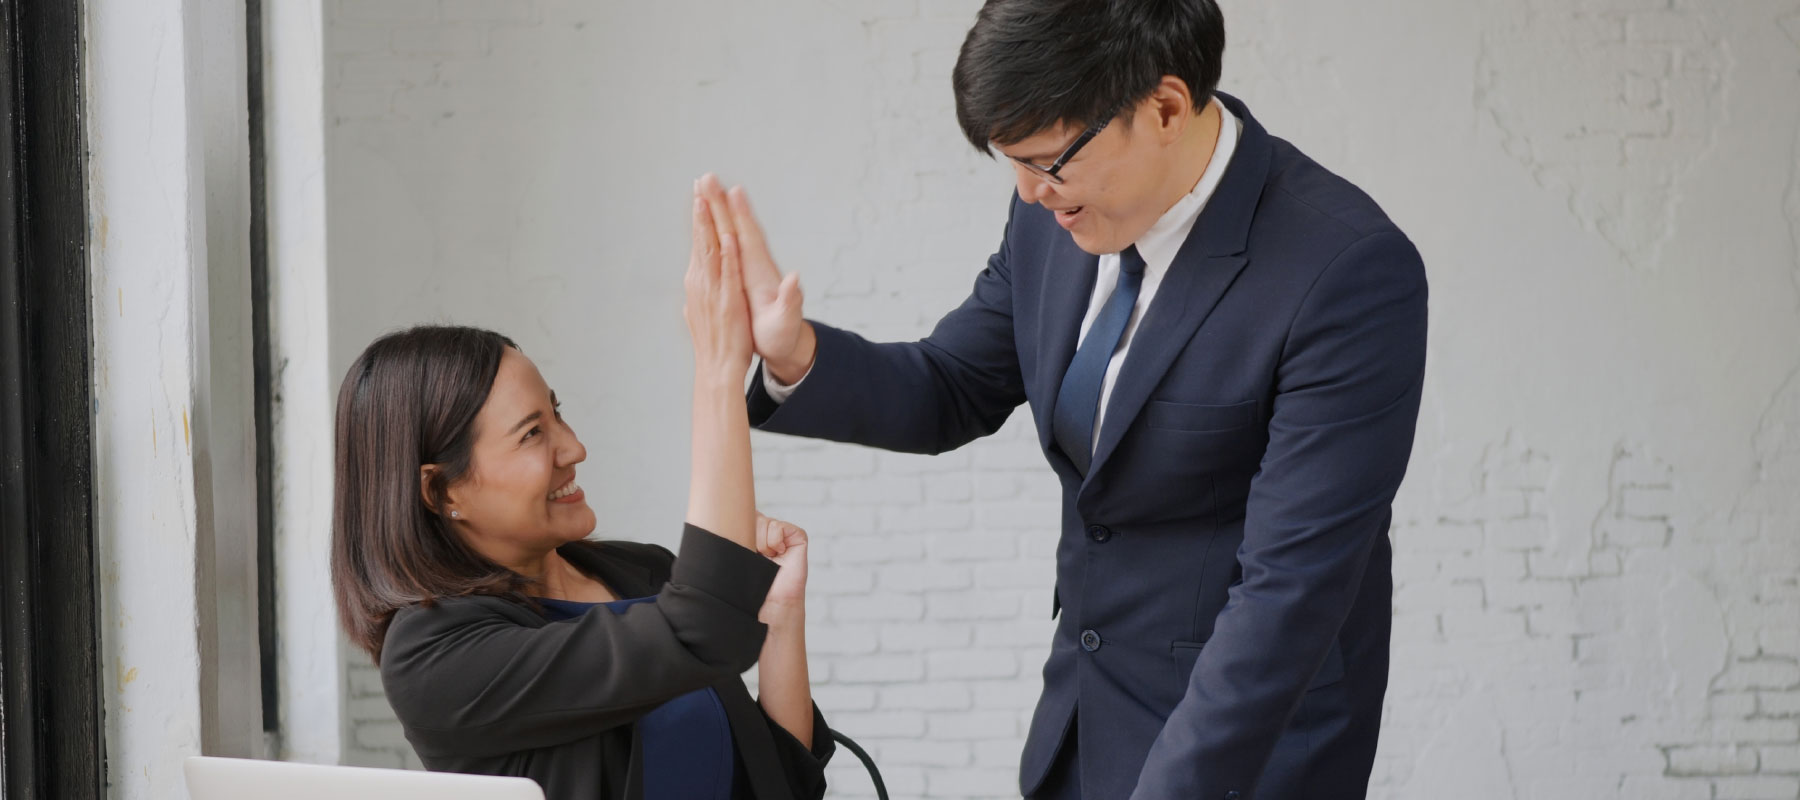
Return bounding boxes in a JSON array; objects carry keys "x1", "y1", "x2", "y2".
[
  {"x1": 508, "y1": 411, "x2": 543, "y2": 436},
  {"x1": 1002, "y1": 146, "x2": 1060, "y2": 164}
]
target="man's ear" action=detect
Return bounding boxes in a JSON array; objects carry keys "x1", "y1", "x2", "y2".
[{"x1": 1150, "y1": 75, "x2": 1196, "y2": 144}]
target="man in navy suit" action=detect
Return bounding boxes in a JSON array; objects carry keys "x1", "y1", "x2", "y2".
[{"x1": 697, "y1": 1, "x2": 1427, "y2": 797}]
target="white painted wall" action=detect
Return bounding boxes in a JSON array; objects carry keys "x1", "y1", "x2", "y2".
[{"x1": 323, "y1": 1, "x2": 1800, "y2": 798}]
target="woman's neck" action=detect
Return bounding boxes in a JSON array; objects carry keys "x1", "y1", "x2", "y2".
[
  {"x1": 524, "y1": 548, "x2": 615, "y2": 603},
  {"x1": 474, "y1": 536, "x2": 615, "y2": 602}
]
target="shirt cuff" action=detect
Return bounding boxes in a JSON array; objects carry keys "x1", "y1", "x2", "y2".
[{"x1": 758, "y1": 358, "x2": 811, "y2": 404}]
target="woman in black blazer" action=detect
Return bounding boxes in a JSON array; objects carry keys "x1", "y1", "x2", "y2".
[{"x1": 330, "y1": 188, "x2": 831, "y2": 799}]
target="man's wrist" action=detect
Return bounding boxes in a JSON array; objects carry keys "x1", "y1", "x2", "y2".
[{"x1": 763, "y1": 323, "x2": 817, "y2": 386}]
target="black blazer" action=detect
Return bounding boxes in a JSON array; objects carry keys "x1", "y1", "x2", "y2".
[
  {"x1": 379, "y1": 525, "x2": 835, "y2": 800},
  {"x1": 750, "y1": 93, "x2": 1427, "y2": 800}
]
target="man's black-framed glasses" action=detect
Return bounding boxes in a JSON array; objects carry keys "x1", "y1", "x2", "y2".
[{"x1": 1005, "y1": 104, "x2": 1124, "y2": 185}]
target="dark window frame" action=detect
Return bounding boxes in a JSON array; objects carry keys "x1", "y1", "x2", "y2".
[
  {"x1": 1, "y1": 0, "x2": 106, "y2": 797},
  {"x1": 246, "y1": 0, "x2": 281, "y2": 744}
]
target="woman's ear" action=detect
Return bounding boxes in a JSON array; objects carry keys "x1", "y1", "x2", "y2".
[{"x1": 420, "y1": 464, "x2": 448, "y2": 517}]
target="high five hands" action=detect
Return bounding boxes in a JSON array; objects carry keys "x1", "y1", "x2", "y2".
[{"x1": 693, "y1": 174, "x2": 817, "y2": 385}]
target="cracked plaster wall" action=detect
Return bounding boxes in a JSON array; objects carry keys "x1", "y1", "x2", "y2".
[{"x1": 323, "y1": 1, "x2": 1800, "y2": 797}]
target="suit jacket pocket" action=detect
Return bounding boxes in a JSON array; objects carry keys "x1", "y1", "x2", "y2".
[
  {"x1": 1172, "y1": 640, "x2": 1205, "y2": 692},
  {"x1": 1144, "y1": 399, "x2": 1256, "y2": 433}
]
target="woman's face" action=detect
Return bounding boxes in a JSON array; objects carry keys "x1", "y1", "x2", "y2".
[{"x1": 441, "y1": 348, "x2": 595, "y2": 557}]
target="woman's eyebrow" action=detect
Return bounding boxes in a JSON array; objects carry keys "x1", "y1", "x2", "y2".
[{"x1": 508, "y1": 411, "x2": 543, "y2": 436}]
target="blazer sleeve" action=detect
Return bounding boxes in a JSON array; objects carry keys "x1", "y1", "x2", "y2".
[
  {"x1": 764, "y1": 703, "x2": 836, "y2": 800},
  {"x1": 380, "y1": 524, "x2": 779, "y2": 758},
  {"x1": 748, "y1": 194, "x2": 1028, "y2": 455},
  {"x1": 1130, "y1": 231, "x2": 1429, "y2": 799}
]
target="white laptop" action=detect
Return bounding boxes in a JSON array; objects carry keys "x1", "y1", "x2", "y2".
[{"x1": 185, "y1": 756, "x2": 545, "y2": 800}]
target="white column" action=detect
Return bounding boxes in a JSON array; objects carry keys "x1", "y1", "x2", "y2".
[
  {"x1": 86, "y1": 0, "x2": 312, "y2": 792},
  {"x1": 264, "y1": 0, "x2": 342, "y2": 766},
  {"x1": 86, "y1": 0, "x2": 212, "y2": 794}
]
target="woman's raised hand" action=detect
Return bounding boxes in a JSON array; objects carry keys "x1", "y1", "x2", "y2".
[{"x1": 684, "y1": 174, "x2": 754, "y2": 377}]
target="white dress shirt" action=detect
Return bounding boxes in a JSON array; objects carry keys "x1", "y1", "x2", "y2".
[{"x1": 765, "y1": 99, "x2": 1243, "y2": 456}]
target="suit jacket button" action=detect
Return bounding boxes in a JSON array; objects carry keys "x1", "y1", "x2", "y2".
[
  {"x1": 1086, "y1": 525, "x2": 1112, "y2": 543},
  {"x1": 1080, "y1": 630, "x2": 1102, "y2": 652}
]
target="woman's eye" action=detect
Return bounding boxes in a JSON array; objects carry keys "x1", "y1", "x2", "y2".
[{"x1": 521, "y1": 426, "x2": 542, "y2": 443}]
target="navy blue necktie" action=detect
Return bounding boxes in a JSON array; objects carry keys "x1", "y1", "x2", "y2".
[{"x1": 1052, "y1": 246, "x2": 1146, "y2": 475}]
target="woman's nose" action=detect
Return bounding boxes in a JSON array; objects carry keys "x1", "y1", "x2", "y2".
[{"x1": 558, "y1": 425, "x2": 587, "y2": 467}]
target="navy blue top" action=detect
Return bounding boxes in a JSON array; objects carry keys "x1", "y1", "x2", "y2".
[{"x1": 536, "y1": 596, "x2": 743, "y2": 799}]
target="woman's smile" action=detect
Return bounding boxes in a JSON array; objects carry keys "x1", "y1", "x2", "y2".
[{"x1": 548, "y1": 476, "x2": 584, "y2": 504}]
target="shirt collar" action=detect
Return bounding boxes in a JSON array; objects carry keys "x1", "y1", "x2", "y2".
[{"x1": 1133, "y1": 98, "x2": 1241, "y2": 268}]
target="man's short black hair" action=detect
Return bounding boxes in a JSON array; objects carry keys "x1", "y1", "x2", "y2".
[{"x1": 951, "y1": 0, "x2": 1225, "y2": 154}]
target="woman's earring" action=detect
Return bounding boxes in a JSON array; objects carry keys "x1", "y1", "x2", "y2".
[{"x1": 450, "y1": 511, "x2": 460, "y2": 519}]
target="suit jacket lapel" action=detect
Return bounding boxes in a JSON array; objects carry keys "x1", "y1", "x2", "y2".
[
  {"x1": 1083, "y1": 92, "x2": 1273, "y2": 483},
  {"x1": 1033, "y1": 236, "x2": 1100, "y2": 457},
  {"x1": 1086, "y1": 250, "x2": 1248, "y2": 479}
]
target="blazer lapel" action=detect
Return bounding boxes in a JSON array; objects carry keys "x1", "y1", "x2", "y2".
[
  {"x1": 1085, "y1": 250, "x2": 1248, "y2": 479},
  {"x1": 1032, "y1": 235, "x2": 1100, "y2": 457},
  {"x1": 1084, "y1": 92, "x2": 1273, "y2": 483}
]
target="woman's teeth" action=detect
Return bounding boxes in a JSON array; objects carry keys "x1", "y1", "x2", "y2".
[{"x1": 548, "y1": 480, "x2": 580, "y2": 500}]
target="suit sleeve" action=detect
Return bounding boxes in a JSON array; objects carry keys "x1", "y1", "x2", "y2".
[
  {"x1": 1130, "y1": 231, "x2": 1428, "y2": 799},
  {"x1": 747, "y1": 195, "x2": 1028, "y2": 455},
  {"x1": 379, "y1": 525, "x2": 779, "y2": 758}
]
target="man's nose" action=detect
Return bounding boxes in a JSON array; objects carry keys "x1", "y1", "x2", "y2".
[{"x1": 1014, "y1": 170, "x2": 1055, "y2": 205}]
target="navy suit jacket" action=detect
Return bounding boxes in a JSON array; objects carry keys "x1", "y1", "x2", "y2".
[{"x1": 749, "y1": 94, "x2": 1427, "y2": 800}]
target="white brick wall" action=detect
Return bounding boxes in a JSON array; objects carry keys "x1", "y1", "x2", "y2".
[{"x1": 324, "y1": 1, "x2": 1800, "y2": 797}]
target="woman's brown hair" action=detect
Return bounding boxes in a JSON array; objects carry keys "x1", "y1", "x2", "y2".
[{"x1": 331, "y1": 324, "x2": 529, "y2": 663}]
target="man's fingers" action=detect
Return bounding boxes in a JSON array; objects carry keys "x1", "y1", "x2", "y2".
[
  {"x1": 776, "y1": 271, "x2": 802, "y2": 314},
  {"x1": 729, "y1": 186, "x2": 782, "y2": 289},
  {"x1": 726, "y1": 186, "x2": 764, "y2": 251}
]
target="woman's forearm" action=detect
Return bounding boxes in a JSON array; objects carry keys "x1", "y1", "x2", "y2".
[
  {"x1": 685, "y1": 371, "x2": 757, "y2": 551},
  {"x1": 757, "y1": 605, "x2": 813, "y2": 748}
]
